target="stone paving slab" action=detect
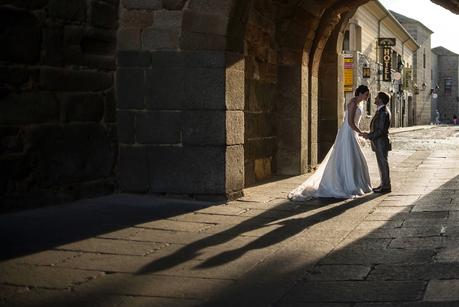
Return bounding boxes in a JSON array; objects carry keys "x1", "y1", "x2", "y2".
[
  {"x1": 282, "y1": 281, "x2": 426, "y2": 303},
  {"x1": 368, "y1": 263, "x2": 459, "y2": 281},
  {"x1": 0, "y1": 263, "x2": 103, "y2": 289},
  {"x1": 3, "y1": 126, "x2": 459, "y2": 306}
]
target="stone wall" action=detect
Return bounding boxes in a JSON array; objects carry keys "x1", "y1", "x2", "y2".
[
  {"x1": 0, "y1": 0, "x2": 118, "y2": 210},
  {"x1": 437, "y1": 54, "x2": 459, "y2": 122},
  {"x1": 243, "y1": 2, "x2": 278, "y2": 186},
  {"x1": 117, "y1": 0, "x2": 245, "y2": 200}
]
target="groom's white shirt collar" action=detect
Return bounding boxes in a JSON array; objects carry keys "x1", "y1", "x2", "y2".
[{"x1": 377, "y1": 104, "x2": 385, "y2": 111}]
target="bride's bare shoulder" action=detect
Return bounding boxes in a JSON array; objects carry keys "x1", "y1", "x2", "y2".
[{"x1": 346, "y1": 97, "x2": 356, "y2": 107}]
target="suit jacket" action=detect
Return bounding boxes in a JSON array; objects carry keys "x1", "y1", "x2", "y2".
[{"x1": 368, "y1": 105, "x2": 391, "y2": 152}]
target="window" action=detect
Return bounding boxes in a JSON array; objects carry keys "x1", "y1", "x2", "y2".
[
  {"x1": 342, "y1": 30, "x2": 350, "y2": 51},
  {"x1": 445, "y1": 78, "x2": 452, "y2": 96},
  {"x1": 423, "y1": 50, "x2": 426, "y2": 69},
  {"x1": 355, "y1": 25, "x2": 362, "y2": 52}
]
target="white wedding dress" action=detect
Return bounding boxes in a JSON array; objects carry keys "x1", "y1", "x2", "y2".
[{"x1": 288, "y1": 102, "x2": 372, "y2": 201}]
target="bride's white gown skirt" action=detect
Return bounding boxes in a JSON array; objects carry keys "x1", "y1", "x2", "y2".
[{"x1": 288, "y1": 109, "x2": 372, "y2": 201}]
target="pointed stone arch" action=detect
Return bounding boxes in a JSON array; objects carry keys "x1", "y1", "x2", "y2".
[{"x1": 116, "y1": 0, "x2": 371, "y2": 199}]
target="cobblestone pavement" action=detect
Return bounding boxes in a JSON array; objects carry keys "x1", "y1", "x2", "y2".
[{"x1": 2, "y1": 125, "x2": 459, "y2": 306}]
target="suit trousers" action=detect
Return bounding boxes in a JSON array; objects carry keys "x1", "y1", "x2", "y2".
[{"x1": 374, "y1": 141, "x2": 391, "y2": 188}]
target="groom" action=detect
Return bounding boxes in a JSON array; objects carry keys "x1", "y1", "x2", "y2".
[{"x1": 360, "y1": 91, "x2": 392, "y2": 193}]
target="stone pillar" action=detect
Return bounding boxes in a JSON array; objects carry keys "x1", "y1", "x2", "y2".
[
  {"x1": 276, "y1": 61, "x2": 308, "y2": 175},
  {"x1": 116, "y1": 50, "x2": 244, "y2": 199}
]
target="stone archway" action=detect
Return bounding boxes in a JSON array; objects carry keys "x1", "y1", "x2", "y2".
[{"x1": 116, "y1": 0, "x2": 371, "y2": 200}]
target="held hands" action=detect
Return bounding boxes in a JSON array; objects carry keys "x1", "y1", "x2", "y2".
[{"x1": 359, "y1": 132, "x2": 369, "y2": 139}]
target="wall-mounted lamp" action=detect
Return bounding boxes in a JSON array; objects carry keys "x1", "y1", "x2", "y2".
[
  {"x1": 421, "y1": 82, "x2": 427, "y2": 91},
  {"x1": 413, "y1": 83, "x2": 419, "y2": 95}
]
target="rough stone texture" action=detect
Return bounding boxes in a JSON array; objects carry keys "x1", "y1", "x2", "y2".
[
  {"x1": 243, "y1": 3, "x2": 278, "y2": 186},
  {"x1": 0, "y1": 0, "x2": 118, "y2": 210},
  {"x1": 48, "y1": 0, "x2": 87, "y2": 21},
  {"x1": 142, "y1": 27, "x2": 180, "y2": 50},
  {"x1": 148, "y1": 145, "x2": 226, "y2": 194},
  {"x1": 122, "y1": 0, "x2": 162, "y2": 10},
  {"x1": 0, "y1": 7, "x2": 42, "y2": 64},
  {"x1": 40, "y1": 67, "x2": 113, "y2": 92},
  {"x1": 136, "y1": 111, "x2": 181, "y2": 144},
  {"x1": 60, "y1": 93, "x2": 105, "y2": 122},
  {"x1": 90, "y1": 0, "x2": 119, "y2": 30},
  {"x1": 119, "y1": 145, "x2": 149, "y2": 192},
  {"x1": 116, "y1": 67, "x2": 145, "y2": 110},
  {"x1": 0, "y1": 92, "x2": 59, "y2": 125},
  {"x1": 25, "y1": 124, "x2": 115, "y2": 185}
]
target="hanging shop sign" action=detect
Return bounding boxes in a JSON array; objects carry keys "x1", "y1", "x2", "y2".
[
  {"x1": 382, "y1": 47, "x2": 392, "y2": 82},
  {"x1": 344, "y1": 54, "x2": 353, "y2": 92}
]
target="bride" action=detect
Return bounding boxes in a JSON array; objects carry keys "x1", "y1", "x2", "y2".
[{"x1": 288, "y1": 85, "x2": 372, "y2": 201}]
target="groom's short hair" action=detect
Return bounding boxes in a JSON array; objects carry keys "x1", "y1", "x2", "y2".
[{"x1": 378, "y1": 92, "x2": 390, "y2": 105}]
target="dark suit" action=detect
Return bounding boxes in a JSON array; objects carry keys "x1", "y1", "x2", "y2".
[{"x1": 368, "y1": 105, "x2": 391, "y2": 189}]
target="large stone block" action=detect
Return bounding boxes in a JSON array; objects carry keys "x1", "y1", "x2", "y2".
[
  {"x1": 24, "y1": 124, "x2": 115, "y2": 185},
  {"x1": 80, "y1": 28, "x2": 117, "y2": 56},
  {"x1": 145, "y1": 67, "x2": 184, "y2": 109},
  {"x1": 116, "y1": 67, "x2": 145, "y2": 109},
  {"x1": 0, "y1": 127, "x2": 23, "y2": 155},
  {"x1": 48, "y1": 0, "x2": 86, "y2": 22},
  {"x1": 40, "y1": 67, "x2": 112, "y2": 91},
  {"x1": 142, "y1": 28, "x2": 180, "y2": 50},
  {"x1": 117, "y1": 50, "x2": 151, "y2": 67},
  {"x1": 44, "y1": 24, "x2": 64, "y2": 66},
  {"x1": 0, "y1": 7, "x2": 42, "y2": 64},
  {"x1": 117, "y1": 111, "x2": 136, "y2": 144},
  {"x1": 150, "y1": 51, "x2": 185, "y2": 68},
  {"x1": 152, "y1": 10, "x2": 182, "y2": 30},
  {"x1": 180, "y1": 31, "x2": 226, "y2": 51},
  {"x1": 244, "y1": 138, "x2": 276, "y2": 160},
  {"x1": 83, "y1": 54, "x2": 116, "y2": 71},
  {"x1": 120, "y1": 9, "x2": 154, "y2": 28},
  {"x1": 0, "y1": 92, "x2": 59, "y2": 125},
  {"x1": 119, "y1": 145, "x2": 149, "y2": 192},
  {"x1": 148, "y1": 145, "x2": 225, "y2": 194},
  {"x1": 162, "y1": 0, "x2": 186, "y2": 10},
  {"x1": 187, "y1": 1, "x2": 233, "y2": 16},
  {"x1": 117, "y1": 28, "x2": 141, "y2": 50},
  {"x1": 182, "y1": 10, "x2": 228, "y2": 36},
  {"x1": 90, "y1": 0, "x2": 118, "y2": 29},
  {"x1": 225, "y1": 69, "x2": 244, "y2": 110},
  {"x1": 0, "y1": 0, "x2": 48, "y2": 9},
  {"x1": 184, "y1": 67, "x2": 225, "y2": 109},
  {"x1": 181, "y1": 110, "x2": 225, "y2": 145},
  {"x1": 225, "y1": 144, "x2": 244, "y2": 195},
  {"x1": 226, "y1": 111, "x2": 244, "y2": 145},
  {"x1": 60, "y1": 93, "x2": 104, "y2": 122},
  {"x1": 0, "y1": 66, "x2": 34, "y2": 89},
  {"x1": 136, "y1": 111, "x2": 181, "y2": 144},
  {"x1": 184, "y1": 51, "x2": 227, "y2": 68},
  {"x1": 104, "y1": 89, "x2": 117, "y2": 123},
  {"x1": 122, "y1": 0, "x2": 161, "y2": 9}
]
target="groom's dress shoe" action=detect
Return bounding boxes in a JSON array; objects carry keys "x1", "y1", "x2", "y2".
[
  {"x1": 373, "y1": 187, "x2": 391, "y2": 193},
  {"x1": 372, "y1": 186, "x2": 381, "y2": 192}
]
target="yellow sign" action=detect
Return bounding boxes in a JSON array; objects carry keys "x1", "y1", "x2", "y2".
[{"x1": 344, "y1": 56, "x2": 353, "y2": 92}]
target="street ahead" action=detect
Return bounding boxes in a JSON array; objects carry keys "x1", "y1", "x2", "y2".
[{"x1": 2, "y1": 125, "x2": 459, "y2": 306}]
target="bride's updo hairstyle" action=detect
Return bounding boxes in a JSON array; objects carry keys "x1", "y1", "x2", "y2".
[{"x1": 354, "y1": 85, "x2": 369, "y2": 97}]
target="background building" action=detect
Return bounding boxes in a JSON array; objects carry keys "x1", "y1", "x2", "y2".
[
  {"x1": 431, "y1": 46, "x2": 459, "y2": 123},
  {"x1": 391, "y1": 11, "x2": 433, "y2": 125},
  {"x1": 344, "y1": 1, "x2": 418, "y2": 130}
]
